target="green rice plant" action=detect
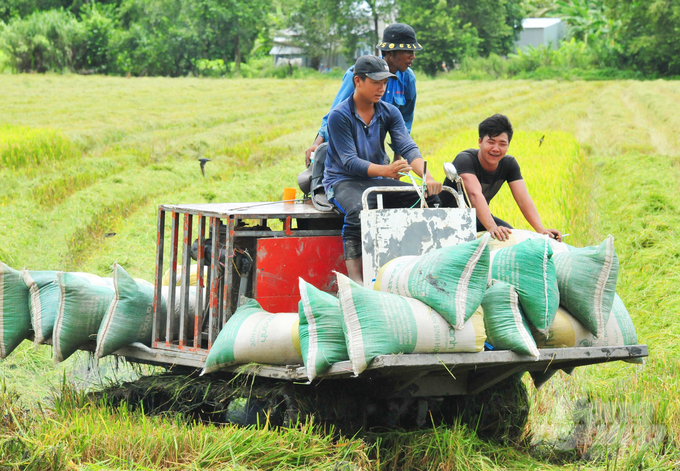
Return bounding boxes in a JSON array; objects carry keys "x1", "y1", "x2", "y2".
[{"x1": 0, "y1": 124, "x2": 80, "y2": 170}]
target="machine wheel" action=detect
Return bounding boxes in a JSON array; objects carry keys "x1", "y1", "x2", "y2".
[{"x1": 438, "y1": 374, "x2": 530, "y2": 443}]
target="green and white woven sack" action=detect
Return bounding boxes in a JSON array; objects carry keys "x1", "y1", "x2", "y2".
[
  {"x1": 534, "y1": 294, "x2": 638, "y2": 353},
  {"x1": 0, "y1": 263, "x2": 31, "y2": 358},
  {"x1": 337, "y1": 273, "x2": 485, "y2": 376},
  {"x1": 484, "y1": 229, "x2": 570, "y2": 254},
  {"x1": 21, "y1": 270, "x2": 60, "y2": 345},
  {"x1": 53, "y1": 272, "x2": 114, "y2": 363},
  {"x1": 374, "y1": 233, "x2": 491, "y2": 330},
  {"x1": 298, "y1": 278, "x2": 349, "y2": 382},
  {"x1": 481, "y1": 280, "x2": 539, "y2": 358},
  {"x1": 490, "y1": 238, "x2": 560, "y2": 338},
  {"x1": 552, "y1": 235, "x2": 618, "y2": 338},
  {"x1": 96, "y1": 263, "x2": 169, "y2": 359},
  {"x1": 202, "y1": 298, "x2": 302, "y2": 375}
]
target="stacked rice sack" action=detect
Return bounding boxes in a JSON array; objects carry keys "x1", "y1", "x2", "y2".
[
  {"x1": 0, "y1": 263, "x2": 32, "y2": 358},
  {"x1": 482, "y1": 229, "x2": 639, "y2": 359},
  {"x1": 203, "y1": 229, "x2": 641, "y2": 380},
  {"x1": 1, "y1": 261, "x2": 195, "y2": 364},
  {"x1": 202, "y1": 235, "x2": 492, "y2": 378}
]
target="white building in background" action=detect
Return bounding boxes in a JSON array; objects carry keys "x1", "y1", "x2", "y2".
[{"x1": 516, "y1": 18, "x2": 566, "y2": 51}]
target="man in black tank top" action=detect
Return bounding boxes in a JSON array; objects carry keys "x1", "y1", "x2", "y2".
[{"x1": 441, "y1": 114, "x2": 562, "y2": 242}]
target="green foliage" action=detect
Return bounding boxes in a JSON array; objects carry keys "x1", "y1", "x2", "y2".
[
  {"x1": 555, "y1": 0, "x2": 608, "y2": 45},
  {"x1": 73, "y1": 2, "x2": 114, "y2": 73},
  {"x1": 0, "y1": 0, "x2": 70, "y2": 22},
  {"x1": 108, "y1": 0, "x2": 201, "y2": 76},
  {"x1": 454, "y1": 0, "x2": 525, "y2": 56},
  {"x1": 288, "y1": 0, "x2": 362, "y2": 69},
  {"x1": 0, "y1": 8, "x2": 79, "y2": 72},
  {"x1": 604, "y1": 0, "x2": 680, "y2": 76},
  {"x1": 398, "y1": 0, "x2": 480, "y2": 76},
  {"x1": 449, "y1": 39, "x2": 641, "y2": 80}
]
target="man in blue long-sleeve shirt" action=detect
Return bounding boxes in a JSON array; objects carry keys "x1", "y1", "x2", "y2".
[
  {"x1": 323, "y1": 55, "x2": 442, "y2": 283},
  {"x1": 305, "y1": 23, "x2": 421, "y2": 166}
]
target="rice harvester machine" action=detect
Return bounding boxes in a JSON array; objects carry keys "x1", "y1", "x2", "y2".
[{"x1": 110, "y1": 164, "x2": 647, "y2": 431}]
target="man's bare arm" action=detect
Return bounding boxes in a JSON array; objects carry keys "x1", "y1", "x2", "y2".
[
  {"x1": 460, "y1": 173, "x2": 512, "y2": 241},
  {"x1": 508, "y1": 179, "x2": 562, "y2": 241}
]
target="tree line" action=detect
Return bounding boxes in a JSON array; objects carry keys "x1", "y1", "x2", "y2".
[{"x1": 0, "y1": 0, "x2": 678, "y2": 77}]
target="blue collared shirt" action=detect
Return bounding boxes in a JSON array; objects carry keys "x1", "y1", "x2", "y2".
[
  {"x1": 323, "y1": 95, "x2": 422, "y2": 195},
  {"x1": 317, "y1": 66, "x2": 417, "y2": 141}
]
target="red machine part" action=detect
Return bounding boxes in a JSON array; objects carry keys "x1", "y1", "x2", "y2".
[{"x1": 254, "y1": 236, "x2": 347, "y2": 312}]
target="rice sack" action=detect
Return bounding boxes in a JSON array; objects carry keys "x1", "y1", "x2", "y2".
[
  {"x1": 533, "y1": 294, "x2": 639, "y2": 359},
  {"x1": 490, "y1": 238, "x2": 559, "y2": 338},
  {"x1": 298, "y1": 278, "x2": 349, "y2": 381},
  {"x1": 0, "y1": 262, "x2": 31, "y2": 358},
  {"x1": 481, "y1": 280, "x2": 539, "y2": 358},
  {"x1": 202, "y1": 298, "x2": 302, "y2": 375},
  {"x1": 96, "y1": 264, "x2": 165, "y2": 358},
  {"x1": 552, "y1": 235, "x2": 618, "y2": 338},
  {"x1": 337, "y1": 273, "x2": 485, "y2": 376},
  {"x1": 21, "y1": 269, "x2": 60, "y2": 345},
  {"x1": 53, "y1": 272, "x2": 114, "y2": 363},
  {"x1": 483, "y1": 229, "x2": 570, "y2": 254},
  {"x1": 374, "y1": 233, "x2": 490, "y2": 330}
]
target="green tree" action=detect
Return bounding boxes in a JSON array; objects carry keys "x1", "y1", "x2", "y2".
[
  {"x1": 363, "y1": 0, "x2": 396, "y2": 53},
  {"x1": 398, "y1": 0, "x2": 480, "y2": 75},
  {"x1": 555, "y1": 0, "x2": 608, "y2": 45},
  {"x1": 453, "y1": 0, "x2": 525, "y2": 56},
  {"x1": 1, "y1": 8, "x2": 79, "y2": 72},
  {"x1": 289, "y1": 0, "x2": 354, "y2": 69},
  {"x1": 604, "y1": 0, "x2": 680, "y2": 76},
  {"x1": 0, "y1": 0, "x2": 71, "y2": 22}
]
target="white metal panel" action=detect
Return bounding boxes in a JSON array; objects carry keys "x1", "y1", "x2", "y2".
[{"x1": 360, "y1": 207, "x2": 476, "y2": 289}]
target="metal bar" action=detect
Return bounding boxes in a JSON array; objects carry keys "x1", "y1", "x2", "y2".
[
  {"x1": 223, "y1": 217, "x2": 236, "y2": 324},
  {"x1": 152, "y1": 208, "x2": 166, "y2": 348},
  {"x1": 361, "y1": 185, "x2": 459, "y2": 210},
  {"x1": 467, "y1": 364, "x2": 528, "y2": 395},
  {"x1": 232, "y1": 230, "x2": 342, "y2": 238},
  {"x1": 178, "y1": 213, "x2": 193, "y2": 350},
  {"x1": 208, "y1": 217, "x2": 220, "y2": 349},
  {"x1": 165, "y1": 211, "x2": 180, "y2": 346},
  {"x1": 158, "y1": 205, "x2": 342, "y2": 220},
  {"x1": 194, "y1": 214, "x2": 205, "y2": 350}
]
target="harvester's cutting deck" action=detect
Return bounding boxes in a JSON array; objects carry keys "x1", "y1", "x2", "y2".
[{"x1": 114, "y1": 199, "x2": 648, "y2": 397}]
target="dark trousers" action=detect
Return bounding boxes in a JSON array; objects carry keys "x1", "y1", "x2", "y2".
[
  {"x1": 330, "y1": 179, "x2": 441, "y2": 260},
  {"x1": 477, "y1": 216, "x2": 513, "y2": 232}
]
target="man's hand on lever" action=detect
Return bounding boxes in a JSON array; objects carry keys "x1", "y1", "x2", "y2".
[
  {"x1": 539, "y1": 228, "x2": 563, "y2": 242},
  {"x1": 425, "y1": 174, "x2": 442, "y2": 196},
  {"x1": 305, "y1": 135, "x2": 325, "y2": 167}
]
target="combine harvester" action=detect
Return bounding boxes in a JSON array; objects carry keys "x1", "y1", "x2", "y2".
[{"x1": 101, "y1": 164, "x2": 647, "y2": 436}]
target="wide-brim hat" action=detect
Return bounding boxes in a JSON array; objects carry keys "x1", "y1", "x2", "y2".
[{"x1": 377, "y1": 23, "x2": 423, "y2": 51}]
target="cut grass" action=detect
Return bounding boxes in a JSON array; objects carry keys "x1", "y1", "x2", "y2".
[{"x1": 1, "y1": 75, "x2": 680, "y2": 469}]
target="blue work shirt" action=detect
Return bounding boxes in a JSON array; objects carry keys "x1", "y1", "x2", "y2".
[
  {"x1": 317, "y1": 66, "x2": 417, "y2": 142},
  {"x1": 323, "y1": 95, "x2": 422, "y2": 195}
]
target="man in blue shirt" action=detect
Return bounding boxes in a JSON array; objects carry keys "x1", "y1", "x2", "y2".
[
  {"x1": 324, "y1": 55, "x2": 442, "y2": 283},
  {"x1": 305, "y1": 23, "x2": 421, "y2": 165}
]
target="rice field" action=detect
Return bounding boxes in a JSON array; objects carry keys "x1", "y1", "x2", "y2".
[{"x1": 1, "y1": 74, "x2": 679, "y2": 469}]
